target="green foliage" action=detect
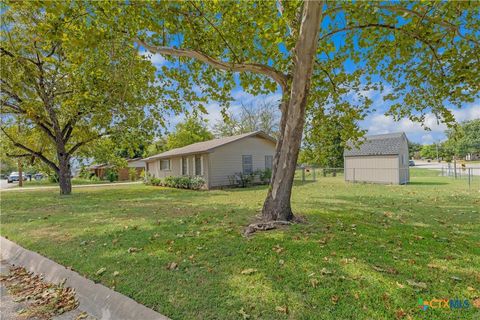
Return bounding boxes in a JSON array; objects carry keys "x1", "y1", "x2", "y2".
[
  {"x1": 257, "y1": 168, "x2": 272, "y2": 183},
  {"x1": 420, "y1": 145, "x2": 439, "y2": 160},
  {"x1": 1, "y1": 1, "x2": 164, "y2": 184},
  {"x1": 149, "y1": 176, "x2": 205, "y2": 190},
  {"x1": 408, "y1": 142, "x2": 422, "y2": 159},
  {"x1": 444, "y1": 119, "x2": 480, "y2": 158},
  {"x1": 300, "y1": 113, "x2": 349, "y2": 168},
  {"x1": 165, "y1": 118, "x2": 213, "y2": 150},
  {"x1": 128, "y1": 168, "x2": 138, "y2": 181},
  {"x1": 105, "y1": 169, "x2": 118, "y2": 183}
]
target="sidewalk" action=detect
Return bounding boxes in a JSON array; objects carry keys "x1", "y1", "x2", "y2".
[
  {"x1": 1, "y1": 260, "x2": 96, "y2": 320},
  {"x1": 1, "y1": 237, "x2": 169, "y2": 320}
]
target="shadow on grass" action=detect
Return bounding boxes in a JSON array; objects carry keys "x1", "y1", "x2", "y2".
[{"x1": 408, "y1": 181, "x2": 449, "y2": 186}]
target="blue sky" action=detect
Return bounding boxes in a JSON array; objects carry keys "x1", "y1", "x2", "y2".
[{"x1": 141, "y1": 50, "x2": 479, "y2": 145}]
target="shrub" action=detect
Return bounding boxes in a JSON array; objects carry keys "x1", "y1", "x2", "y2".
[
  {"x1": 257, "y1": 168, "x2": 272, "y2": 183},
  {"x1": 150, "y1": 177, "x2": 162, "y2": 186},
  {"x1": 89, "y1": 175, "x2": 100, "y2": 182},
  {"x1": 161, "y1": 176, "x2": 205, "y2": 190},
  {"x1": 128, "y1": 168, "x2": 137, "y2": 181},
  {"x1": 48, "y1": 173, "x2": 59, "y2": 183},
  {"x1": 105, "y1": 169, "x2": 118, "y2": 182}
]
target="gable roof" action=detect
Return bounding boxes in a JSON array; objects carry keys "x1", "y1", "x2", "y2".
[
  {"x1": 143, "y1": 131, "x2": 276, "y2": 161},
  {"x1": 344, "y1": 132, "x2": 407, "y2": 157}
]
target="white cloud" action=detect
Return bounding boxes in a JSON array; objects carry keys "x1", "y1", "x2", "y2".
[
  {"x1": 363, "y1": 102, "x2": 480, "y2": 144},
  {"x1": 139, "y1": 50, "x2": 166, "y2": 67}
]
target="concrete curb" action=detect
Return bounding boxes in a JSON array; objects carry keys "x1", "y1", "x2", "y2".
[{"x1": 0, "y1": 237, "x2": 170, "y2": 320}]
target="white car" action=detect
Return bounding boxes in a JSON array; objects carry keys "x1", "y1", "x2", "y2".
[{"x1": 7, "y1": 172, "x2": 27, "y2": 183}]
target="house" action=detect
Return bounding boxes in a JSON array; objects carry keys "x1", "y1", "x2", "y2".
[
  {"x1": 143, "y1": 131, "x2": 276, "y2": 189},
  {"x1": 88, "y1": 158, "x2": 145, "y2": 181},
  {"x1": 344, "y1": 132, "x2": 409, "y2": 185}
]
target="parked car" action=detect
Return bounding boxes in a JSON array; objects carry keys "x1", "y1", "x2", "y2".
[
  {"x1": 7, "y1": 172, "x2": 27, "y2": 183},
  {"x1": 34, "y1": 173, "x2": 44, "y2": 180},
  {"x1": 409, "y1": 160, "x2": 415, "y2": 167}
]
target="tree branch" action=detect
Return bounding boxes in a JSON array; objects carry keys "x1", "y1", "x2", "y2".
[
  {"x1": 1, "y1": 127, "x2": 59, "y2": 171},
  {"x1": 136, "y1": 39, "x2": 289, "y2": 92},
  {"x1": 67, "y1": 131, "x2": 111, "y2": 155}
]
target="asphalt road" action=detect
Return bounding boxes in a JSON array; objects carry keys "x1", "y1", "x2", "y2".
[{"x1": 0, "y1": 179, "x2": 18, "y2": 190}]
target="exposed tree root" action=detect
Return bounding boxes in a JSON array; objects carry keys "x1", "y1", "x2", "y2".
[{"x1": 243, "y1": 215, "x2": 307, "y2": 237}]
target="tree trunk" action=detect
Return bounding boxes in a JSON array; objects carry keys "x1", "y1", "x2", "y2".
[
  {"x1": 58, "y1": 155, "x2": 72, "y2": 195},
  {"x1": 18, "y1": 159, "x2": 23, "y2": 187},
  {"x1": 261, "y1": 1, "x2": 323, "y2": 221}
]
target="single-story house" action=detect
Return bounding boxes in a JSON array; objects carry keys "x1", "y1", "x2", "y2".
[
  {"x1": 88, "y1": 158, "x2": 145, "y2": 181},
  {"x1": 143, "y1": 131, "x2": 276, "y2": 189},
  {"x1": 344, "y1": 132, "x2": 409, "y2": 185}
]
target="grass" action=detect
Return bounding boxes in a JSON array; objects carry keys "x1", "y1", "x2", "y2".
[
  {"x1": 1, "y1": 169, "x2": 479, "y2": 319},
  {"x1": 5, "y1": 178, "x2": 133, "y2": 188}
]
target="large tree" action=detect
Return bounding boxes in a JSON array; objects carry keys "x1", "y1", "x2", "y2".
[
  {"x1": 165, "y1": 117, "x2": 213, "y2": 150},
  {"x1": 0, "y1": 1, "x2": 164, "y2": 194},
  {"x1": 121, "y1": 1, "x2": 479, "y2": 221},
  {"x1": 213, "y1": 101, "x2": 280, "y2": 138}
]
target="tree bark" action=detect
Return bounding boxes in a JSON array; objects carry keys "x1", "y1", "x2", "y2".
[
  {"x1": 58, "y1": 154, "x2": 72, "y2": 195},
  {"x1": 261, "y1": 1, "x2": 323, "y2": 221}
]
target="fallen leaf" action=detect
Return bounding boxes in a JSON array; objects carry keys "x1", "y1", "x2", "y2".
[
  {"x1": 450, "y1": 276, "x2": 462, "y2": 282},
  {"x1": 320, "y1": 268, "x2": 332, "y2": 275},
  {"x1": 166, "y1": 262, "x2": 178, "y2": 270},
  {"x1": 467, "y1": 286, "x2": 475, "y2": 291},
  {"x1": 331, "y1": 295, "x2": 340, "y2": 304},
  {"x1": 127, "y1": 247, "x2": 142, "y2": 253},
  {"x1": 75, "y1": 312, "x2": 89, "y2": 320},
  {"x1": 238, "y1": 308, "x2": 250, "y2": 319},
  {"x1": 275, "y1": 305, "x2": 288, "y2": 314},
  {"x1": 396, "y1": 282, "x2": 405, "y2": 289},
  {"x1": 406, "y1": 279, "x2": 427, "y2": 289},
  {"x1": 310, "y1": 278, "x2": 319, "y2": 288},
  {"x1": 113, "y1": 271, "x2": 120, "y2": 277},
  {"x1": 241, "y1": 268, "x2": 257, "y2": 275},
  {"x1": 95, "y1": 268, "x2": 106, "y2": 276},
  {"x1": 395, "y1": 309, "x2": 407, "y2": 319},
  {"x1": 473, "y1": 298, "x2": 480, "y2": 308}
]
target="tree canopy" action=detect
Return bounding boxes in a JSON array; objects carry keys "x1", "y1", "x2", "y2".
[
  {"x1": 165, "y1": 117, "x2": 213, "y2": 150},
  {"x1": 0, "y1": 1, "x2": 165, "y2": 193}
]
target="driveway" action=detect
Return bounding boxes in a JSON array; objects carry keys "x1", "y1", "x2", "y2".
[
  {"x1": 0, "y1": 179, "x2": 18, "y2": 190},
  {"x1": 413, "y1": 160, "x2": 480, "y2": 176}
]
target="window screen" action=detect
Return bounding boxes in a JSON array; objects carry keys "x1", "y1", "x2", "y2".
[
  {"x1": 265, "y1": 155, "x2": 273, "y2": 170},
  {"x1": 160, "y1": 159, "x2": 170, "y2": 170},
  {"x1": 242, "y1": 155, "x2": 253, "y2": 175},
  {"x1": 182, "y1": 157, "x2": 187, "y2": 175},
  {"x1": 195, "y1": 156, "x2": 202, "y2": 175}
]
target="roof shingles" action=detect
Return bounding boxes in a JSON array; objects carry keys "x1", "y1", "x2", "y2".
[
  {"x1": 144, "y1": 131, "x2": 275, "y2": 161},
  {"x1": 344, "y1": 132, "x2": 407, "y2": 157}
]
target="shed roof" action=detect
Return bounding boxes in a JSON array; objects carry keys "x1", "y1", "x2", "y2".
[
  {"x1": 143, "y1": 131, "x2": 276, "y2": 161},
  {"x1": 344, "y1": 132, "x2": 407, "y2": 157}
]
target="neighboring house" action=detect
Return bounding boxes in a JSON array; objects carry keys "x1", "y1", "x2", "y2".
[
  {"x1": 89, "y1": 158, "x2": 145, "y2": 181},
  {"x1": 465, "y1": 152, "x2": 480, "y2": 161},
  {"x1": 344, "y1": 132, "x2": 410, "y2": 185},
  {"x1": 143, "y1": 131, "x2": 276, "y2": 189}
]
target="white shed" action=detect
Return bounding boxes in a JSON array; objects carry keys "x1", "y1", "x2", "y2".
[{"x1": 344, "y1": 132, "x2": 410, "y2": 185}]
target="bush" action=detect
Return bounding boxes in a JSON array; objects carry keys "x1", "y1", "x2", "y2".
[
  {"x1": 105, "y1": 169, "x2": 118, "y2": 182},
  {"x1": 150, "y1": 177, "x2": 162, "y2": 186},
  {"x1": 89, "y1": 175, "x2": 100, "y2": 182},
  {"x1": 128, "y1": 168, "x2": 137, "y2": 181},
  {"x1": 257, "y1": 168, "x2": 272, "y2": 183},
  {"x1": 160, "y1": 176, "x2": 205, "y2": 190},
  {"x1": 48, "y1": 173, "x2": 59, "y2": 183}
]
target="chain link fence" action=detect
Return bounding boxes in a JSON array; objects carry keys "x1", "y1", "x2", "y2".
[{"x1": 295, "y1": 165, "x2": 480, "y2": 190}]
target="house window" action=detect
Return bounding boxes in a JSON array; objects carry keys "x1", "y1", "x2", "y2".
[
  {"x1": 160, "y1": 159, "x2": 170, "y2": 170},
  {"x1": 265, "y1": 155, "x2": 273, "y2": 170},
  {"x1": 242, "y1": 155, "x2": 253, "y2": 175},
  {"x1": 182, "y1": 157, "x2": 187, "y2": 175},
  {"x1": 195, "y1": 155, "x2": 202, "y2": 175}
]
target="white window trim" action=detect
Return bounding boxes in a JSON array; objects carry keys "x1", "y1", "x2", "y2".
[{"x1": 200, "y1": 155, "x2": 204, "y2": 176}]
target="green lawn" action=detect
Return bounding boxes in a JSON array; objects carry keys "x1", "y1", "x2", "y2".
[
  {"x1": 6, "y1": 177, "x2": 129, "y2": 188},
  {"x1": 1, "y1": 170, "x2": 479, "y2": 319}
]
